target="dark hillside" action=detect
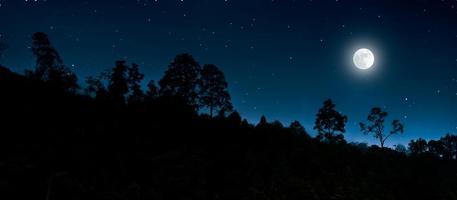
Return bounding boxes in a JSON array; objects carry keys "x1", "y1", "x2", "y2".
[{"x1": 1, "y1": 65, "x2": 457, "y2": 200}]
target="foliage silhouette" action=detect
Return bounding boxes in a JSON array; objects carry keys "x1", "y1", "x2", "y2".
[
  {"x1": 159, "y1": 53, "x2": 201, "y2": 108},
  {"x1": 85, "y1": 74, "x2": 109, "y2": 102},
  {"x1": 227, "y1": 111, "x2": 242, "y2": 125},
  {"x1": 107, "y1": 60, "x2": 130, "y2": 105},
  {"x1": 360, "y1": 107, "x2": 404, "y2": 148},
  {"x1": 1, "y1": 35, "x2": 457, "y2": 199},
  {"x1": 28, "y1": 32, "x2": 78, "y2": 92},
  {"x1": 394, "y1": 144, "x2": 407, "y2": 154},
  {"x1": 256, "y1": 115, "x2": 268, "y2": 128},
  {"x1": 408, "y1": 138, "x2": 428, "y2": 155},
  {"x1": 439, "y1": 134, "x2": 457, "y2": 159},
  {"x1": 427, "y1": 139, "x2": 445, "y2": 157},
  {"x1": 314, "y1": 99, "x2": 348, "y2": 144},
  {"x1": 127, "y1": 63, "x2": 145, "y2": 106},
  {"x1": 289, "y1": 120, "x2": 310, "y2": 139},
  {"x1": 146, "y1": 80, "x2": 159, "y2": 101},
  {"x1": 199, "y1": 64, "x2": 233, "y2": 117}
]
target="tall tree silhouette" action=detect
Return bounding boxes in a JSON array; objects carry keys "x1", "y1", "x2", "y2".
[
  {"x1": 108, "y1": 60, "x2": 130, "y2": 105},
  {"x1": 314, "y1": 99, "x2": 347, "y2": 143},
  {"x1": 159, "y1": 53, "x2": 201, "y2": 107},
  {"x1": 199, "y1": 64, "x2": 233, "y2": 117},
  {"x1": 127, "y1": 63, "x2": 145, "y2": 105},
  {"x1": 360, "y1": 107, "x2": 404, "y2": 148},
  {"x1": 30, "y1": 32, "x2": 77, "y2": 91}
]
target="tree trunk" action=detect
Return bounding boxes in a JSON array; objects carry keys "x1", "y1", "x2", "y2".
[{"x1": 378, "y1": 129, "x2": 384, "y2": 148}]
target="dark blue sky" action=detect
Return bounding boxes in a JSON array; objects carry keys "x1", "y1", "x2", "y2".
[{"x1": 1, "y1": 0, "x2": 456, "y2": 146}]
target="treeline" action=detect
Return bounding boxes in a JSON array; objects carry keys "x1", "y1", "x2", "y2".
[
  {"x1": 408, "y1": 135, "x2": 457, "y2": 159},
  {"x1": 1, "y1": 32, "x2": 456, "y2": 156},
  {"x1": 1, "y1": 32, "x2": 457, "y2": 199},
  {"x1": 24, "y1": 32, "x2": 233, "y2": 115}
]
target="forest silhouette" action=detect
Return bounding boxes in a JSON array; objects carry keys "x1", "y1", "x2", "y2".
[{"x1": 1, "y1": 32, "x2": 457, "y2": 200}]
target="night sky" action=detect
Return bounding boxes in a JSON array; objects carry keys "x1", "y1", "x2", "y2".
[{"x1": 1, "y1": 0, "x2": 456, "y2": 146}]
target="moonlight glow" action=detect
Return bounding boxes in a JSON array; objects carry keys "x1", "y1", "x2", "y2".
[{"x1": 353, "y1": 48, "x2": 375, "y2": 70}]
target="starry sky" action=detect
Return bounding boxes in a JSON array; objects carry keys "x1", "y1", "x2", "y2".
[{"x1": 0, "y1": 0, "x2": 456, "y2": 146}]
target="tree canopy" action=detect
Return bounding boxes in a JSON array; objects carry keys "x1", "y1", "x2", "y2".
[
  {"x1": 314, "y1": 99, "x2": 348, "y2": 144},
  {"x1": 29, "y1": 32, "x2": 78, "y2": 91},
  {"x1": 360, "y1": 107, "x2": 404, "y2": 148},
  {"x1": 159, "y1": 53, "x2": 201, "y2": 107},
  {"x1": 199, "y1": 64, "x2": 233, "y2": 117}
]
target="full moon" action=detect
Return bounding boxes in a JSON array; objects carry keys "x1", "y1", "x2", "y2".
[{"x1": 353, "y1": 48, "x2": 375, "y2": 70}]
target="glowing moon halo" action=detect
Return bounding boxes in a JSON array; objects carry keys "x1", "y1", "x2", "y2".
[{"x1": 353, "y1": 48, "x2": 375, "y2": 70}]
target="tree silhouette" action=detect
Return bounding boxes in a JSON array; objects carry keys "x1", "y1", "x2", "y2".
[
  {"x1": 199, "y1": 64, "x2": 233, "y2": 117},
  {"x1": 314, "y1": 99, "x2": 347, "y2": 144},
  {"x1": 256, "y1": 115, "x2": 268, "y2": 128},
  {"x1": 289, "y1": 121, "x2": 310, "y2": 139},
  {"x1": 145, "y1": 80, "x2": 159, "y2": 101},
  {"x1": 440, "y1": 134, "x2": 457, "y2": 159},
  {"x1": 108, "y1": 60, "x2": 130, "y2": 105},
  {"x1": 227, "y1": 111, "x2": 242, "y2": 125},
  {"x1": 428, "y1": 139, "x2": 445, "y2": 158},
  {"x1": 85, "y1": 75, "x2": 108, "y2": 100},
  {"x1": 408, "y1": 138, "x2": 427, "y2": 155},
  {"x1": 360, "y1": 107, "x2": 404, "y2": 148},
  {"x1": 29, "y1": 32, "x2": 77, "y2": 91},
  {"x1": 394, "y1": 144, "x2": 407, "y2": 154},
  {"x1": 271, "y1": 120, "x2": 284, "y2": 129},
  {"x1": 159, "y1": 53, "x2": 201, "y2": 107},
  {"x1": 127, "y1": 63, "x2": 145, "y2": 105},
  {"x1": 3, "y1": 55, "x2": 457, "y2": 199}
]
